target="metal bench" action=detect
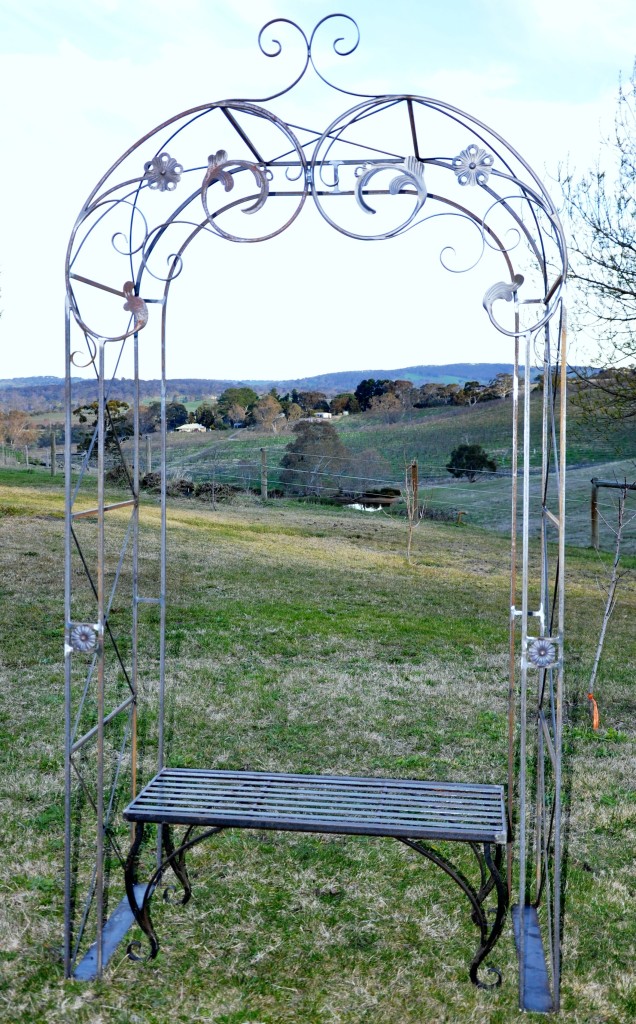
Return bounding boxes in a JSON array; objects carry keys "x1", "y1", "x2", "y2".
[{"x1": 124, "y1": 768, "x2": 509, "y2": 987}]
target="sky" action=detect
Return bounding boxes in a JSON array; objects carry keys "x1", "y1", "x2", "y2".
[{"x1": 1, "y1": 0, "x2": 635, "y2": 382}]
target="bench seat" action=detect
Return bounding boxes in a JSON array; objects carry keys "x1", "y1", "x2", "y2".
[{"x1": 124, "y1": 767, "x2": 506, "y2": 843}]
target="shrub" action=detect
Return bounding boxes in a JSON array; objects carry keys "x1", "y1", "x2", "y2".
[{"x1": 446, "y1": 443, "x2": 497, "y2": 482}]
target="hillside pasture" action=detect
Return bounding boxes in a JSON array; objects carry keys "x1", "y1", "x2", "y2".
[{"x1": 132, "y1": 395, "x2": 636, "y2": 555}]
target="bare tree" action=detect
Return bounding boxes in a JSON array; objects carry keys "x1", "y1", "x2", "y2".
[
  {"x1": 0, "y1": 410, "x2": 38, "y2": 447},
  {"x1": 560, "y1": 62, "x2": 636, "y2": 421},
  {"x1": 250, "y1": 393, "x2": 283, "y2": 432},
  {"x1": 588, "y1": 483, "x2": 636, "y2": 700}
]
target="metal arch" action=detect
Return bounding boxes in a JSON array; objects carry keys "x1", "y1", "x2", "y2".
[{"x1": 63, "y1": 13, "x2": 568, "y2": 1009}]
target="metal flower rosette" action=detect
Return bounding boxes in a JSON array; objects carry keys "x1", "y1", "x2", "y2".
[{"x1": 64, "y1": 14, "x2": 568, "y2": 1011}]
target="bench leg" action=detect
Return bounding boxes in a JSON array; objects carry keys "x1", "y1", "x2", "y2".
[
  {"x1": 161, "y1": 824, "x2": 194, "y2": 905},
  {"x1": 469, "y1": 843, "x2": 508, "y2": 988},
  {"x1": 124, "y1": 821, "x2": 160, "y2": 961},
  {"x1": 124, "y1": 823, "x2": 225, "y2": 962},
  {"x1": 399, "y1": 838, "x2": 508, "y2": 989}
]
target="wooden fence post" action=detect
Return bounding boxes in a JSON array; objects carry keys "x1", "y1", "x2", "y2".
[
  {"x1": 590, "y1": 477, "x2": 599, "y2": 550},
  {"x1": 261, "y1": 447, "x2": 268, "y2": 501},
  {"x1": 410, "y1": 459, "x2": 419, "y2": 515}
]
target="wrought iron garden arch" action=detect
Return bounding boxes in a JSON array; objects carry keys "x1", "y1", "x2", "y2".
[{"x1": 64, "y1": 14, "x2": 568, "y2": 1012}]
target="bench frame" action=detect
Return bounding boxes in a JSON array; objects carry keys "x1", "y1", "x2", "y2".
[{"x1": 123, "y1": 768, "x2": 509, "y2": 987}]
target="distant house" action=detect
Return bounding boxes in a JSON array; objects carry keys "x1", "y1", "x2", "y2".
[
  {"x1": 176, "y1": 423, "x2": 206, "y2": 433},
  {"x1": 313, "y1": 411, "x2": 332, "y2": 419}
]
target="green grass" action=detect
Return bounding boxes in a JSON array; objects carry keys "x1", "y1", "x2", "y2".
[{"x1": 0, "y1": 471, "x2": 635, "y2": 1022}]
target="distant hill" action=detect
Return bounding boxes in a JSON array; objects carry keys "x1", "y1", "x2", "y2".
[
  {"x1": 240, "y1": 363, "x2": 526, "y2": 393},
  {"x1": 0, "y1": 376, "x2": 83, "y2": 389},
  {"x1": 0, "y1": 365, "x2": 515, "y2": 395},
  {"x1": 0, "y1": 363, "x2": 593, "y2": 411}
]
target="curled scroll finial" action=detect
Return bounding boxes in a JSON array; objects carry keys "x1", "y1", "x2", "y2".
[
  {"x1": 308, "y1": 14, "x2": 362, "y2": 94},
  {"x1": 258, "y1": 17, "x2": 309, "y2": 59},
  {"x1": 483, "y1": 274, "x2": 524, "y2": 331},
  {"x1": 255, "y1": 18, "x2": 310, "y2": 101},
  {"x1": 253, "y1": 15, "x2": 362, "y2": 100}
]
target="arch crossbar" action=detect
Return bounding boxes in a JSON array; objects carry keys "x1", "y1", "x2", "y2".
[{"x1": 63, "y1": 14, "x2": 568, "y2": 1011}]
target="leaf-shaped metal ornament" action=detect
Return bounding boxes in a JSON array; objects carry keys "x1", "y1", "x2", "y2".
[
  {"x1": 483, "y1": 274, "x2": 524, "y2": 331},
  {"x1": 201, "y1": 151, "x2": 270, "y2": 222},
  {"x1": 123, "y1": 282, "x2": 149, "y2": 331},
  {"x1": 355, "y1": 156, "x2": 427, "y2": 215},
  {"x1": 203, "y1": 150, "x2": 234, "y2": 192}
]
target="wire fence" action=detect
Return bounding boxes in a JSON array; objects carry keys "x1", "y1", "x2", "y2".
[
  {"x1": 3, "y1": 434, "x2": 635, "y2": 555},
  {"x1": 149, "y1": 435, "x2": 636, "y2": 553}
]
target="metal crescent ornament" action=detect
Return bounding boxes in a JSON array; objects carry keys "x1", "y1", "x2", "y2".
[{"x1": 355, "y1": 156, "x2": 427, "y2": 215}]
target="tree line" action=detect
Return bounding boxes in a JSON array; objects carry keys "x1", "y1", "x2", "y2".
[{"x1": 126, "y1": 374, "x2": 520, "y2": 437}]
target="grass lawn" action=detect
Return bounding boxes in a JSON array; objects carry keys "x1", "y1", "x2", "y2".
[{"x1": 0, "y1": 470, "x2": 635, "y2": 1023}]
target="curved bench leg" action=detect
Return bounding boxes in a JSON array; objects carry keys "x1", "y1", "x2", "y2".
[
  {"x1": 399, "y1": 838, "x2": 508, "y2": 989},
  {"x1": 124, "y1": 823, "x2": 225, "y2": 962},
  {"x1": 124, "y1": 822, "x2": 160, "y2": 961},
  {"x1": 162, "y1": 824, "x2": 194, "y2": 905},
  {"x1": 468, "y1": 842, "x2": 508, "y2": 988}
]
